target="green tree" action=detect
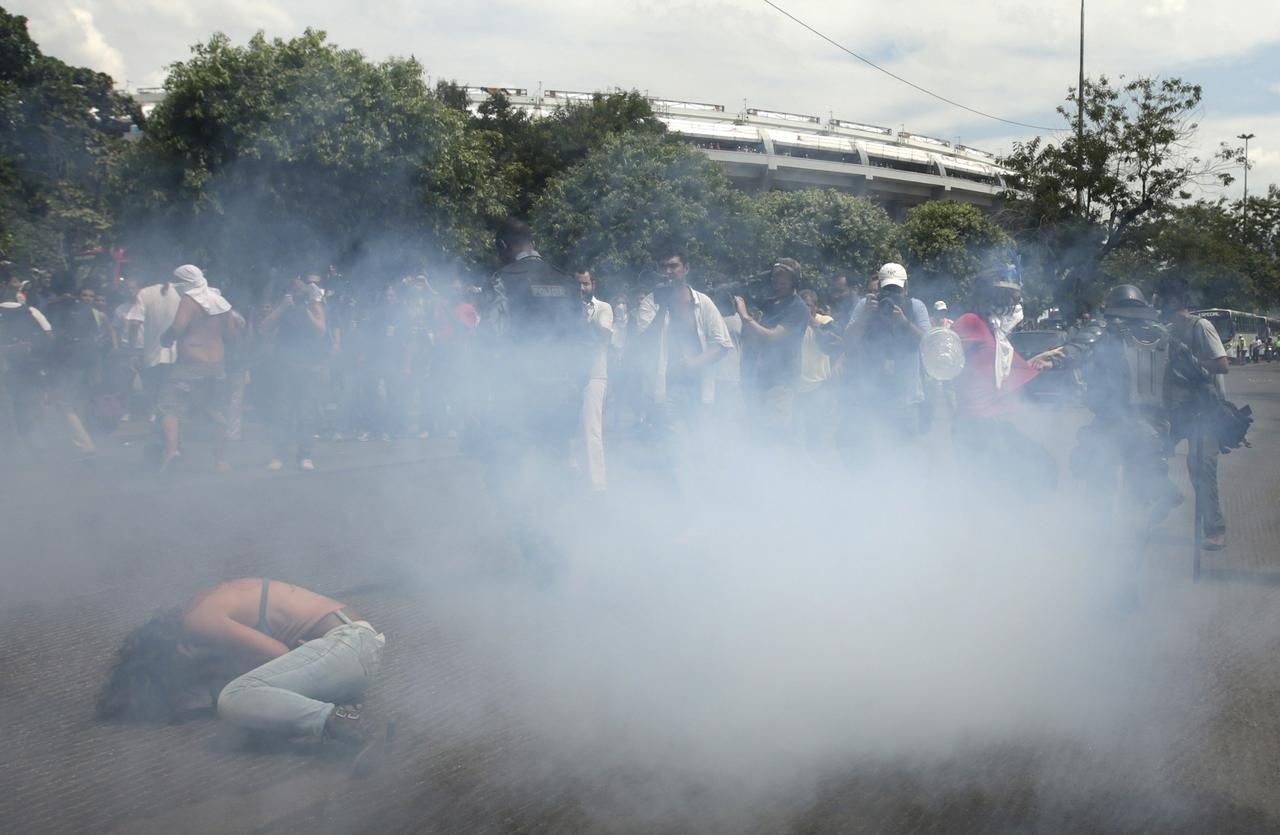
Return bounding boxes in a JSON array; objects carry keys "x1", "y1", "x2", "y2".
[
  {"x1": 751, "y1": 189, "x2": 898, "y2": 285},
  {"x1": 0, "y1": 7, "x2": 136, "y2": 268},
  {"x1": 115, "y1": 30, "x2": 511, "y2": 289},
  {"x1": 471, "y1": 88, "x2": 666, "y2": 217},
  {"x1": 998, "y1": 75, "x2": 1233, "y2": 315},
  {"x1": 532, "y1": 132, "x2": 760, "y2": 283},
  {"x1": 1103, "y1": 199, "x2": 1280, "y2": 311},
  {"x1": 898, "y1": 200, "x2": 1011, "y2": 305}
]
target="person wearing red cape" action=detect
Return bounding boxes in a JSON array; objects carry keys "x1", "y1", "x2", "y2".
[{"x1": 951, "y1": 265, "x2": 1062, "y2": 493}]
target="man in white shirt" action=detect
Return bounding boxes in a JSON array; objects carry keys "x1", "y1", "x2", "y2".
[
  {"x1": 634, "y1": 249, "x2": 733, "y2": 426},
  {"x1": 576, "y1": 271, "x2": 613, "y2": 490},
  {"x1": 126, "y1": 276, "x2": 181, "y2": 419},
  {"x1": 632, "y1": 248, "x2": 732, "y2": 478}
]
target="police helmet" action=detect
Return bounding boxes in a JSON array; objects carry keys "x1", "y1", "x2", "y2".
[{"x1": 1104, "y1": 284, "x2": 1158, "y2": 320}]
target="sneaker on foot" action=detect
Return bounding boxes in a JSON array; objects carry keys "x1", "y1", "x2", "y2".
[
  {"x1": 379, "y1": 432, "x2": 391, "y2": 443},
  {"x1": 1203, "y1": 532, "x2": 1226, "y2": 551},
  {"x1": 323, "y1": 705, "x2": 391, "y2": 777},
  {"x1": 300, "y1": 458, "x2": 316, "y2": 471},
  {"x1": 417, "y1": 430, "x2": 431, "y2": 440},
  {"x1": 266, "y1": 459, "x2": 284, "y2": 471}
]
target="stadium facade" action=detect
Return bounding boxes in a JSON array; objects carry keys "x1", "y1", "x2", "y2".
[
  {"x1": 130, "y1": 85, "x2": 1009, "y2": 220},
  {"x1": 466, "y1": 87, "x2": 1009, "y2": 220}
]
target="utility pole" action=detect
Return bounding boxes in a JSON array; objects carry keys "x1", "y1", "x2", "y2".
[
  {"x1": 1238, "y1": 132, "x2": 1255, "y2": 240},
  {"x1": 1076, "y1": 0, "x2": 1086, "y2": 211}
]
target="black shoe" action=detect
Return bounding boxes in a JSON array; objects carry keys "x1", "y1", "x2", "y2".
[{"x1": 323, "y1": 704, "x2": 393, "y2": 777}]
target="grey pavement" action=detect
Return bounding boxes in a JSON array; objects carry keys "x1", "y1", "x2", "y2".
[{"x1": 2, "y1": 365, "x2": 1280, "y2": 833}]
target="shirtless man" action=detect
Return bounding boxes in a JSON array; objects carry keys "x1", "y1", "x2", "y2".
[
  {"x1": 159, "y1": 265, "x2": 243, "y2": 471},
  {"x1": 97, "y1": 578, "x2": 390, "y2": 776}
]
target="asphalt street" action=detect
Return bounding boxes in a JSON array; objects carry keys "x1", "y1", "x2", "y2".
[{"x1": 2, "y1": 363, "x2": 1279, "y2": 834}]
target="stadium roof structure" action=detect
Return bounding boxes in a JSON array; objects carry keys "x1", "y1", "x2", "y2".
[{"x1": 466, "y1": 88, "x2": 1010, "y2": 218}]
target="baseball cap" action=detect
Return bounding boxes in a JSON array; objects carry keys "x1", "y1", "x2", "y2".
[
  {"x1": 877, "y1": 262, "x2": 907, "y2": 288},
  {"x1": 933, "y1": 300, "x2": 948, "y2": 312}
]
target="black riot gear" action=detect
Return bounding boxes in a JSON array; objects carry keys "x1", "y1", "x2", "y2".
[
  {"x1": 1059, "y1": 288, "x2": 1182, "y2": 525},
  {"x1": 1104, "y1": 284, "x2": 1160, "y2": 319}
]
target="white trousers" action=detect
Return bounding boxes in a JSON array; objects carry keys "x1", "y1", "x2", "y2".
[{"x1": 582, "y1": 378, "x2": 608, "y2": 490}]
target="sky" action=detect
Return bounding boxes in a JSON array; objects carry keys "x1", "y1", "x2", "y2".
[{"x1": 18, "y1": 0, "x2": 1280, "y2": 201}]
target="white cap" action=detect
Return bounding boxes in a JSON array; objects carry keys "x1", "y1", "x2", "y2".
[
  {"x1": 877, "y1": 262, "x2": 907, "y2": 288},
  {"x1": 933, "y1": 300, "x2": 948, "y2": 312}
]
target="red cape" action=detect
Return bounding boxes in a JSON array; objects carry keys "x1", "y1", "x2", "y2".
[{"x1": 952, "y1": 313, "x2": 1038, "y2": 418}]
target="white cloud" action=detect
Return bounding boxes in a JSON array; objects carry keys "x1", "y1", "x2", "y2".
[{"x1": 26, "y1": 1, "x2": 127, "y2": 82}]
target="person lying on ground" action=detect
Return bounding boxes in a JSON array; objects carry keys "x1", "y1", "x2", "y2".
[{"x1": 96, "y1": 578, "x2": 390, "y2": 776}]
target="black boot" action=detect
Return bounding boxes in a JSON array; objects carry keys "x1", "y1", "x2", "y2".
[{"x1": 323, "y1": 704, "x2": 393, "y2": 777}]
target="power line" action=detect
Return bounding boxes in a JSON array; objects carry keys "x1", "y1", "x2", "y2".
[{"x1": 759, "y1": 0, "x2": 1058, "y2": 132}]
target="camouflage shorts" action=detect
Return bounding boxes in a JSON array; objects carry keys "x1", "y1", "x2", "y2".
[{"x1": 157, "y1": 362, "x2": 227, "y2": 428}]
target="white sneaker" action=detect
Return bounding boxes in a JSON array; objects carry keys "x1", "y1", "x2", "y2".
[
  {"x1": 300, "y1": 458, "x2": 316, "y2": 471},
  {"x1": 266, "y1": 459, "x2": 284, "y2": 471},
  {"x1": 417, "y1": 430, "x2": 431, "y2": 440}
]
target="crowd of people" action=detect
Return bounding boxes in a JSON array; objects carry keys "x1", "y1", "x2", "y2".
[
  {"x1": 0, "y1": 222, "x2": 1246, "y2": 551},
  {"x1": 0, "y1": 260, "x2": 484, "y2": 470},
  {"x1": 12, "y1": 218, "x2": 1247, "y2": 782}
]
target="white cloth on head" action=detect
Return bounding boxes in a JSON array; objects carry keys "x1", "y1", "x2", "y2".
[{"x1": 172, "y1": 265, "x2": 231, "y2": 316}]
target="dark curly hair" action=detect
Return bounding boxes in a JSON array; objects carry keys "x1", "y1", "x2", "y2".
[{"x1": 95, "y1": 608, "x2": 201, "y2": 723}]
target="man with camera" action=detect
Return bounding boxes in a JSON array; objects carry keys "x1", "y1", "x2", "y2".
[
  {"x1": 844, "y1": 262, "x2": 932, "y2": 438},
  {"x1": 734, "y1": 258, "x2": 811, "y2": 441}
]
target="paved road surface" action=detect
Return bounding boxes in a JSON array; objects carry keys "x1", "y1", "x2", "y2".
[{"x1": 3, "y1": 364, "x2": 1279, "y2": 833}]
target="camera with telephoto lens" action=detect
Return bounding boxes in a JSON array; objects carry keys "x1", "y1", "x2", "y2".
[{"x1": 871, "y1": 290, "x2": 905, "y2": 319}]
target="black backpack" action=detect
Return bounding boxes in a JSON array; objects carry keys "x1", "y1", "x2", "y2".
[
  {"x1": 1166, "y1": 322, "x2": 1253, "y2": 453},
  {"x1": 0, "y1": 304, "x2": 47, "y2": 373},
  {"x1": 48, "y1": 300, "x2": 103, "y2": 361}
]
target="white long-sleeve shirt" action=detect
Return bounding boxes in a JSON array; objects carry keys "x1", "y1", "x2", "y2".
[
  {"x1": 585, "y1": 296, "x2": 613, "y2": 381},
  {"x1": 635, "y1": 287, "x2": 733, "y2": 404}
]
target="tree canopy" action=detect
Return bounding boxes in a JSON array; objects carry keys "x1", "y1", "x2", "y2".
[
  {"x1": 752, "y1": 189, "x2": 898, "y2": 285},
  {"x1": 0, "y1": 8, "x2": 136, "y2": 266},
  {"x1": 533, "y1": 132, "x2": 760, "y2": 282},
  {"x1": 998, "y1": 75, "x2": 1237, "y2": 315},
  {"x1": 898, "y1": 200, "x2": 1011, "y2": 306},
  {"x1": 114, "y1": 30, "x2": 512, "y2": 287}
]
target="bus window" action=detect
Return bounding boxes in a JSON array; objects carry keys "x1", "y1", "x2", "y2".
[{"x1": 1201, "y1": 310, "x2": 1234, "y2": 342}]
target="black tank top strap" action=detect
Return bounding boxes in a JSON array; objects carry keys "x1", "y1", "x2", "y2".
[{"x1": 257, "y1": 578, "x2": 273, "y2": 638}]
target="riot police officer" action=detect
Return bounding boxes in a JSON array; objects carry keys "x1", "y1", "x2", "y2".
[
  {"x1": 1061, "y1": 284, "x2": 1182, "y2": 525},
  {"x1": 478, "y1": 218, "x2": 590, "y2": 571}
]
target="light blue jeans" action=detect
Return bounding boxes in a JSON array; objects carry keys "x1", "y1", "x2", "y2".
[{"x1": 217, "y1": 624, "x2": 384, "y2": 739}]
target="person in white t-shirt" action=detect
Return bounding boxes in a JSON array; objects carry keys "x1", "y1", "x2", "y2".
[
  {"x1": 576, "y1": 271, "x2": 613, "y2": 490},
  {"x1": 126, "y1": 278, "x2": 181, "y2": 419}
]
